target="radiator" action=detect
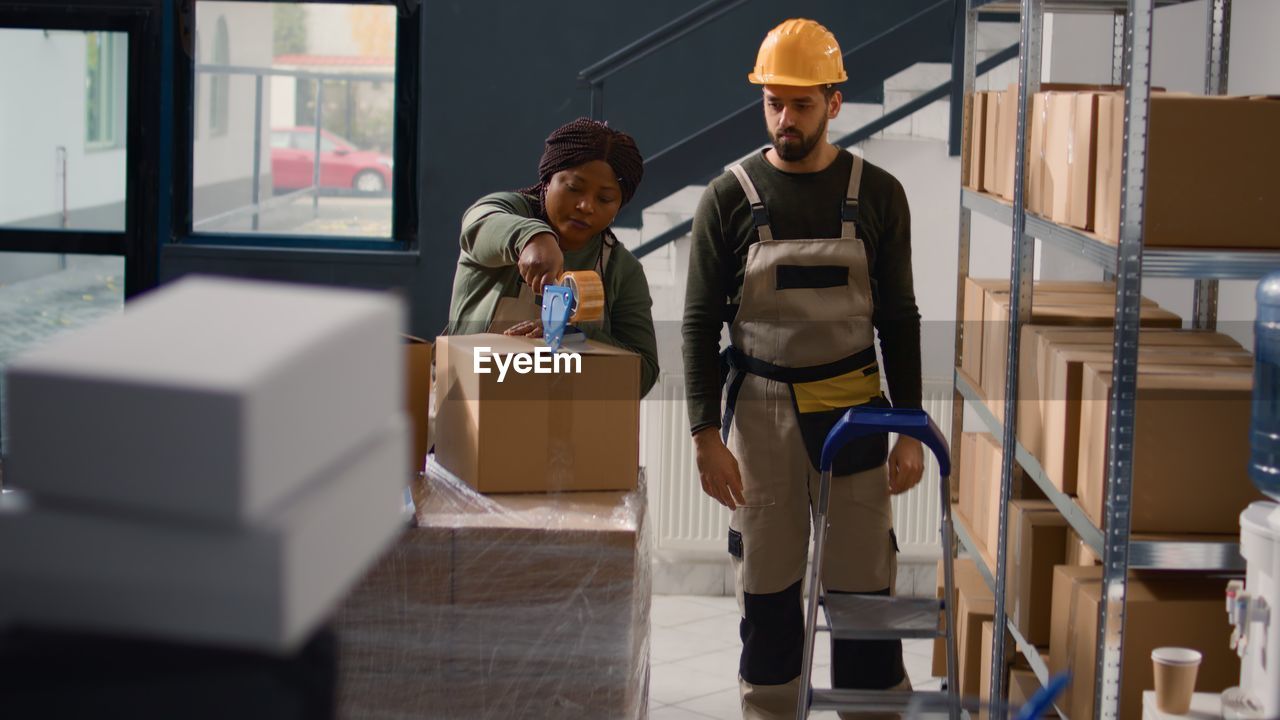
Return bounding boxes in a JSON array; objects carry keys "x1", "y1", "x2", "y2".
[{"x1": 644, "y1": 375, "x2": 953, "y2": 560}]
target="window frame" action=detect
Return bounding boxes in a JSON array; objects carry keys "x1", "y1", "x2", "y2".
[
  {"x1": 0, "y1": 4, "x2": 159, "y2": 299},
  {"x1": 174, "y1": 0, "x2": 419, "y2": 253}
]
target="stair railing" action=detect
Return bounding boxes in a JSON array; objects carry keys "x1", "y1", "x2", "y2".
[{"x1": 629, "y1": 41, "x2": 1018, "y2": 259}]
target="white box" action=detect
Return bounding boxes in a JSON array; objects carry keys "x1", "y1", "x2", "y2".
[
  {"x1": 5, "y1": 276, "x2": 402, "y2": 524},
  {"x1": 0, "y1": 417, "x2": 408, "y2": 653}
]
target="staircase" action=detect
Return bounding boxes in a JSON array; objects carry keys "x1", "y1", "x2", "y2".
[{"x1": 584, "y1": 2, "x2": 1021, "y2": 596}]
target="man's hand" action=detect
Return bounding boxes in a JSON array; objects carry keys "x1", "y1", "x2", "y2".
[
  {"x1": 887, "y1": 434, "x2": 924, "y2": 495},
  {"x1": 503, "y1": 319, "x2": 544, "y2": 338},
  {"x1": 517, "y1": 232, "x2": 564, "y2": 295},
  {"x1": 693, "y1": 428, "x2": 746, "y2": 510}
]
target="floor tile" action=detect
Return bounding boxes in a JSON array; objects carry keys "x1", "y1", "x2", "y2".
[
  {"x1": 652, "y1": 595, "x2": 729, "y2": 628},
  {"x1": 650, "y1": 704, "x2": 718, "y2": 720},
  {"x1": 649, "y1": 662, "x2": 739, "y2": 706},
  {"x1": 651, "y1": 624, "x2": 739, "y2": 664},
  {"x1": 670, "y1": 646, "x2": 741, "y2": 677},
  {"x1": 676, "y1": 687, "x2": 740, "y2": 719},
  {"x1": 668, "y1": 608, "x2": 742, "y2": 641}
]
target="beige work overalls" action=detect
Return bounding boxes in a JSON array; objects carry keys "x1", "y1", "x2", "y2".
[
  {"x1": 486, "y1": 235, "x2": 613, "y2": 334},
  {"x1": 723, "y1": 156, "x2": 907, "y2": 720}
]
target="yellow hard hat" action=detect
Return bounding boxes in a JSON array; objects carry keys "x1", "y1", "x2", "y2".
[{"x1": 748, "y1": 18, "x2": 847, "y2": 86}]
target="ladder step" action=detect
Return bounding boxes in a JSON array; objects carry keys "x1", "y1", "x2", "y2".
[
  {"x1": 809, "y1": 688, "x2": 961, "y2": 714},
  {"x1": 822, "y1": 594, "x2": 944, "y2": 640}
]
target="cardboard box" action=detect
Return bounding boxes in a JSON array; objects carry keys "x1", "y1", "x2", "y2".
[
  {"x1": 983, "y1": 91, "x2": 1004, "y2": 194},
  {"x1": 978, "y1": 620, "x2": 1016, "y2": 720},
  {"x1": 5, "y1": 276, "x2": 403, "y2": 524},
  {"x1": 1034, "y1": 343, "x2": 1251, "y2": 495},
  {"x1": 1048, "y1": 566, "x2": 1239, "y2": 720},
  {"x1": 404, "y1": 335, "x2": 433, "y2": 474},
  {"x1": 933, "y1": 557, "x2": 988, "y2": 678},
  {"x1": 1017, "y1": 327, "x2": 1242, "y2": 474},
  {"x1": 1006, "y1": 499, "x2": 1068, "y2": 646},
  {"x1": 434, "y1": 333, "x2": 640, "y2": 493},
  {"x1": 958, "y1": 432, "x2": 985, "y2": 549},
  {"x1": 961, "y1": 277, "x2": 998, "y2": 386},
  {"x1": 997, "y1": 85, "x2": 1019, "y2": 200},
  {"x1": 337, "y1": 467, "x2": 648, "y2": 718},
  {"x1": 956, "y1": 431, "x2": 977, "y2": 511},
  {"x1": 1094, "y1": 93, "x2": 1125, "y2": 242},
  {"x1": 997, "y1": 84, "x2": 1119, "y2": 204},
  {"x1": 1041, "y1": 92, "x2": 1075, "y2": 223},
  {"x1": 1009, "y1": 668, "x2": 1058, "y2": 716},
  {"x1": 957, "y1": 566, "x2": 996, "y2": 699},
  {"x1": 0, "y1": 418, "x2": 408, "y2": 652},
  {"x1": 962, "y1": 278, "x2": 1142, "y2": 397},
  {"x1": 1028, "y1": 92, "x2": 1049, "y2": 214},
  {"x1": 966, "y1": 92, "x2": 989, "y2": 190},
  {"x1": 981, "y1": 294, "x2": 1180, "y2": 423},
  {"x1": 1067, "y1": 92, "x2": 1103, "y2": 230},
  {"x1": 1094, "y1": 93, "x2": 1280, "y2": 247},
  {"x1": 958, "y1": 431, "x2": 1005, "y2": 565},
  {"x1": 1064, "y1": 527, "x2": 1101, "y2": 566},
  {"x1": 1078, "y1": 363, "x2": 1264, "y2": 533}
]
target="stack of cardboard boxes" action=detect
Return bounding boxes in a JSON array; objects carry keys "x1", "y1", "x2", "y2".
[
  {"x1": 337, "y1": 332, "x2": 649, "y2": 717},
  {"x1": 948, "y1": 276, "x2": 1261, "y2": 713},
  {"x1": 1049, "y1": 567, "x2": 1238, "y2": 719},
  {"x1": 337, "y1": 464, "x2": 650, "y2": 718},
  {"x1": 960, "y1": 276, "x2": 1179, "y2": 423},
  {"x1": 0, "y1": 277, "x2": 409, "y2": 652},
  {"x1": 965, "y1": 86, "x2": 1280, "y2": 248}
]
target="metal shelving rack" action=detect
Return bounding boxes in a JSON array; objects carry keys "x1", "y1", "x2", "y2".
[{"x1": 948, "y1": 1, "x2": 1270, "y2": 717}]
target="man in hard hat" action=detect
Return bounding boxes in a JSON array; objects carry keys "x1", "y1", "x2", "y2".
[{"x1": 681, "y1": 18, "x2": 924, "y2": 719}]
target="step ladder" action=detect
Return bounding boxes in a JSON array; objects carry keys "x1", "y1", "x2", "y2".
[{"x1": 796, "y1": 406, "x2": 961, "y2": 719}]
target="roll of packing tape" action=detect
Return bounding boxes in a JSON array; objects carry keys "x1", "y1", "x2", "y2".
[{"x1": 560, "y1": 270, "x2": 605, "y2": 324}]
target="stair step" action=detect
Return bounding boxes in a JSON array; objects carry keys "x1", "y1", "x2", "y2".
[
  {"x1": 883, "y1": 62, "x2": 952, "y2": 93},
  {"x1": 822, "y1": 594, "x2": 943, "y2": 640},
  {"x1": 809, "y1": 688, "x2": 962, "y2": 715}
]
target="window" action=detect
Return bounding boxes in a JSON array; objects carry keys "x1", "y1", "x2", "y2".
[
  {"x1": 0, "y1": 253, "x2": 125, "y2": 455},
  {"x1": 85, "y1": 31, "x2": 125, "y2": 148},
  {"x1": 0, "y1": 28, "x2": 128, "y2": 231},
  {"x1": 209, "y1": 17, "x2": 230, "y2": 136},
  {"x1": 190, "y1": 2, "x2": 400, "y2": 241}
]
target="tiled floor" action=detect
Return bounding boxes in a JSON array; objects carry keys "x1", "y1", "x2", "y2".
[
  {"x1": 649, "y1": 595, "x2": 941, "y2": 719},
  {"x1": 0, "y1": 256, "x2": 123, "y2": 454}
]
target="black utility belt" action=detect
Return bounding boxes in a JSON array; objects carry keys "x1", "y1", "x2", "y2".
[{"x1": 721, "y1": 346, "x2": 889, "y2": 476}]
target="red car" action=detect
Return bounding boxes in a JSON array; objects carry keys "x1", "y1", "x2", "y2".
[{"x1": 270, "y1": 126, "x2": 393, "y2": 193}]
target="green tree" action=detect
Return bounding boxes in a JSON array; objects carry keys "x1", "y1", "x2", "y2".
[{"x1": 273, "y1": 5, "x2": 307, "y2": 56}]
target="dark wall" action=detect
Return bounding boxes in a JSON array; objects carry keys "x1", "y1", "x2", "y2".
[{"x1": 163, "y1": 0, "x2": 942, "y2": 338}]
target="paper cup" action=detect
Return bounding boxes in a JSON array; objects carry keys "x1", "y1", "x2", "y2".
[{"x1": 1152, "y1": 647, "x2": 1202, "y2": 715}]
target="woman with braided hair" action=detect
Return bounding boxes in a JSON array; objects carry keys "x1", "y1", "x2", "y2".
[{"x1": 446, "y1": 117, "x2": 659, "y2": 396}]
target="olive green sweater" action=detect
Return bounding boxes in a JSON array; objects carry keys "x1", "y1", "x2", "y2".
[
  {"x1": 681, "y1": 149, "x2": 922, "y2": 434},
  {"x1": 446, "y1": 192, "x2": 659, "y2": 397}
]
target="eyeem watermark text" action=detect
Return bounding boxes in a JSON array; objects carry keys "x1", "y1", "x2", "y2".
[{"x1": 474, "y1": 347, "x2": 583, "y2": 382}]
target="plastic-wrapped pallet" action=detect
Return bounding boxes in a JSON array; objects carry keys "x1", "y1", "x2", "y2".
[{"x1": 336, "y1": 458, "x2": 651, "y2": 719}]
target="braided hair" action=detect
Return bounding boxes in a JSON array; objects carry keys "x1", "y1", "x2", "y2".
[{"x1": 520, "y1": 118, "x2": 645, "y2": 220}]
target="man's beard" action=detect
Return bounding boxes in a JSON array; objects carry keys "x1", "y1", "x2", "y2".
[{"x1": 770, "y1": 114, "x2": 828, "y2": 162}]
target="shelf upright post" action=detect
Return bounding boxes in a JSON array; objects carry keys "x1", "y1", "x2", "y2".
[
  {"x1": 1102, "y1": 8, "x2": 1125, "y2": 285},
  {"x1": 948, "y1": 0, "x2": 981, "y2": 566},
  {"x1": 1095, "y1": 1, "x2": 1155, "y2": 718},
  {"x1": 1111, "y1": 9, "x2": 1126, "y2": 85},
  {"x1": 1193, "y1": 0, "x2": 1231, "y2": 331},
  {"x1": 990, "y1": 0, "x2": 1042, "y2": 708}
]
